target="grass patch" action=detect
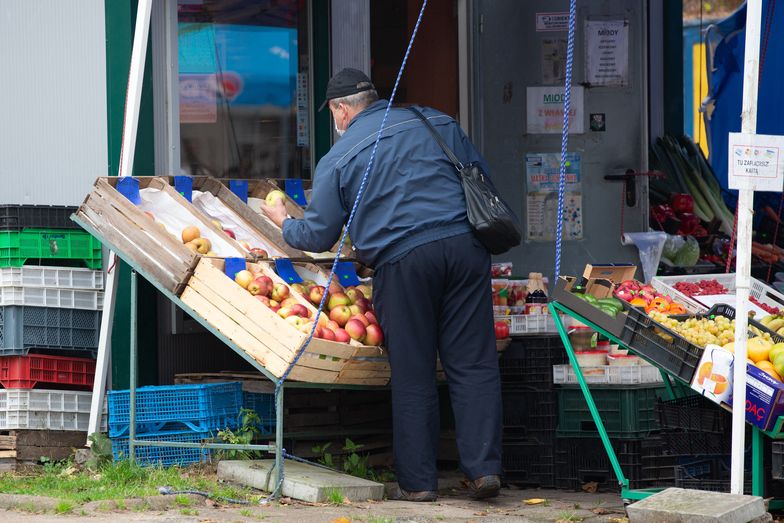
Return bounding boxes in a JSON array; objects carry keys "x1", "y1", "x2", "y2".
[
  {"x1": 239, "y1": 507, "x2": 266, "y2": 520},
  {"x1": 367, "y1": 517, "x2": 394, "y2": 523},
  {"x1": 16, "y1": 502, "x2": 39, "y2": 513},
  {"x1": 179, "y1": 507, "x2": 199, "y2": 516},
  {"x1": 0, "y1": 459, "x2": 256, "y2": 505},
  {"x1": 175, "y1": 494, "x2": 193, "y2": 507},
  {"x1": 325, "y1": 488, "x2": 345, "y2": 505},
  {"x1": 55, "y1": 501, "x2": 74, "y2": 514}
]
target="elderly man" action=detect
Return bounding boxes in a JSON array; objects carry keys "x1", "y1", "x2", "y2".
[{"x1": 262, "y1": 68, "x2": 502, "y2": 501}]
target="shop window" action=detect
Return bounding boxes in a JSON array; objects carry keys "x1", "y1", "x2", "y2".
[{"x1": 177, "y1": 0, "x2": 310, "y2": 179}]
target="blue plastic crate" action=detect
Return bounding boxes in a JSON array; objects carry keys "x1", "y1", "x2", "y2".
[
  {"x1": 243, "y1": 391, "x2": 275, "y2": 434},
  {"x1": 111, "y1": 430, "x2": 213, "y2": 467},
  {"x1": 0, "y1": 306, "x2": 101, "y2": 350},
  {"x1": 107, "y1": 382, "x2": 243, "y2": 438}
]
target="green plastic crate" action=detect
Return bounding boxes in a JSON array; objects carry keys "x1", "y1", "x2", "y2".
[
  {"x1": 556, "y1": 385, "x2": 665, "y2": 438},
  {"x1": 0, "y1": 230, "x2": 102, "y2": 269}
]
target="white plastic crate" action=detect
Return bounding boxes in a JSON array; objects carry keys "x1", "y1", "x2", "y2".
[
  {"x1": 0, "y1": 266, "x2": 104, "y2": 290},
  {"x1": 652, "y1": 273, "x2": 784, "y2": 314},
  {"x1": 0, "y1": 287, "x2": 103, "y2": 310},
  {"x1": 0, "y1": 389, "x2": 106, "y2": 431},
  {"x1": 494, "y1": 314, "x2": 565, "y2": 335},
  {"x1": 552, "y1": 364, "x2": 664, "y2": 385}
]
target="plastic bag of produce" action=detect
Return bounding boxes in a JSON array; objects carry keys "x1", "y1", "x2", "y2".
[
  {"x1": 662, "y1": 234, "x2": 685, "y2": 264},
  {"x1": 673, "y1": 236, "x2": 700, "y2": 267}
]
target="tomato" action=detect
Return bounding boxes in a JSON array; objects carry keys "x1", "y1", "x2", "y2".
[{"x1": 494, "y1": 321, "x2": 510, "y2": 339}]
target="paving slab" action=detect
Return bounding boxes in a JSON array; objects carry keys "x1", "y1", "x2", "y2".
[
  {"x1": 626, "y1": 487, "x2": 766, "y2": 523},
  {"x1": 217, "y1": 459, "x2": 385, "y2": 503}
]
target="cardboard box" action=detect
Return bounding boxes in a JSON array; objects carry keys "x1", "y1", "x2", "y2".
[
  {"x1": 691, "y1": 344, "x2": 784, "y2": 432},
  {"x1": 583, "y1": 264, "x2": 637, "y2": 283},
  {"x1": 552, "y1": 276, "x2": 629, "y2": 338}
]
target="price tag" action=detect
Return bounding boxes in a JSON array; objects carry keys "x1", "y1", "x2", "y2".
[
  {"x1": 728, "y1": 132, "x2": 784, "y2": 192},
  {"x1": 173, "y1": 175, "x2": 193, "y2": 202},
  {"x1": 275, "y1": 258, "x2": 303, "y2": 284}
]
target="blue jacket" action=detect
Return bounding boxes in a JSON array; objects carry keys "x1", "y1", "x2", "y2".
[{"x1": 282, "y1": 100, "x2": 490, "y2": 268}]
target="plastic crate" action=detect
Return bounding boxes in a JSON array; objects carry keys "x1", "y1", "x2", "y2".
[
  {"x1": 556, "y1": 385, "x2": 665, "y2": 438},
  {"x1": 773, "y1": 442, "x2": 784, "y2": 480},
  {"x1": 0, "y1": 205, "x2": 80, "y2": 231},
  {"x1": 493, "y1": 314, "x2": 559, "y2": 335},
  {"x1": 655, "y1": 395, "x2": 730, "y2": 433},
  {"x1": 243, "y1": 391, "x2": 275, "y2": 434},
  {"x1": 660, "y1": 430, "x2": 731, "y2": 456},
  {"x1": 107, "y1": 382, "x2": 243, "y2": 437},
  {"x1": 554, "y1": 437, "x2": 669, "y2": 491},
  {"x1": 0, "y1": 306, "x2": 101, "y2": 350},
  {"x1": 0, "y1": 388, "x2": 105, "y2": 431},
  {"x1": 675, "y1": 464, "x2": 751, "y2": 493},
  {"x1": 0, "y1": 266, "x2": 103, "y2": 289},
  {"x1": 111, "y1": 429, "x2": 213, "y2": 467},
  {"x1": 652, "y1": 273, "x2": 784, "y2": 314},
  {"x1": 0, "y1": 286, "x2": 103, "y2": 310},
  {"x1": 0, "y1": 354, "x2": 95, "y2": 389},
  {"x1": 552, "y1": 364, "x2": 664, "y2": 385},
  {"x1": 499, "y1": 336, "x2": 568, "y2": 389},
  {"x1": 0, "y1": 230, "x2": 102, "y2": 269},
  {"x1": 503, "y1": 389, "x2": 558, "y2": 432},
  {"x1": 502, "y1": 438, "x2": 555, "y2": 487}
]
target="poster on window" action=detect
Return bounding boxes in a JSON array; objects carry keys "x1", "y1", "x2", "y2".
[
  {"x1": 525, "y1": 153, "x2": 583, "y2": 241},
  {"x1": 180, "y1": 74, "x2": 217, "y2": 124},
  {"x1": 541, "y1": 38, "x2": 567, "y2": 85},
  {"x1": 585, "y1": 19, "x2": 629, "y2": 87}
]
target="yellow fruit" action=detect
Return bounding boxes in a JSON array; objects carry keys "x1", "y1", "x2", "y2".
[
  {"x1": 697, "y1": 362, "x2": 713, "y2": 385},
  {"x1": 265, "y1": 190, "x2": 287, "y2": 206},
  {"x1": 768, "y1": 319, "x2": 784, "y2": 331},
  {"x1": 747, "y1": 337, "x2": 773, "y2": 363},
  {"x1": 182, "y1": 225, "x2": 200, "y2": 243},
  {"x1": 770, "y1": 343, "x2": 784, "y2": 363},
  {"x1": 773, "y1": 352, "x2": 784, "y2": 378},
  {"x1": 723, "y1": 342, "x2": 735, "y2": 353},
  {"x1": 757, "y1": 360, "x2": 782, "y2": 381}
]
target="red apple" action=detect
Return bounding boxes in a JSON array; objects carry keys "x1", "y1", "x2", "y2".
[
  {"x1": 328, "y1": 293, "x2": 351, "y2": 311},
  {"x1": 345, "y1": 319, "x2": 367, "y2": 342},
  {"x1": 249, "y1": 247, "x2": 268, "y2": 258},
  {"x1": 327, "y1": 320, "x2": 341, "y2": 332},
  {"x1": 291, "y1": 283, "x2": 305, "y2": 295},
  {"x1": 350, "y1": 313, "x2": 370, "y2": 327},
  {"x1": 234, "y1": 270, "x2": 254, "y2": 289},
  {"x1": 277, "y1": 307, "x2": 294, "y2": 319},
  {"x1": 312, "y1": 326, "x2": 322, "y2": 339},
  {"x1": 355, "y1": 284, "x2": 372, "y2": 299},
  {"x1": 280, "y1": 297, "x2": 299, "y2": 308},
  {"x1": 328, "y1": 281, "x2": 344, "y2": 295},
  {"x1": 223, "y1": 229, "x2": 236, "y2": 239},
  {"x1": 290, "y1": 304, "x2": 311, "y2": 318},
  {"x1": 364, "y1": 311, "x2": 379, "y2": 325},
  {"x1": 255, "y1": 295, "x2": 271, "y2": 306},
  {"x1": 285, "y1": 315, "x2": 305, "y2": 328},
  {"x1": 364, "y1": 324, "x2": 384, "y2": 346},
  {"x1": 308, "y1": 285, "x2": 327, "y2": 306},
  {"x1": 271, "y1": 283, "x2": 290, "y2": 302},
  {"x1": 270, "y1": 305, "x2": 281, "y2": 313},
  {"x1": 354, "y1": 298, "x2": 372, "y2": 314},
  {"x1": 254, "y1": 276, "x2": 274, "y2": 296},
  {"x1": 320, "y1": 327, "x2": 336, "y2": 341},
  {"x1": 334, "y1": 328, "x2": 351, "y2": 344},
  {"x1": 349, "y1": 304, "x2": 361, "y2": 316},
  {"x1": 346, "y1": 288, "x2": 365, "y2": 304},
  {"x1": 329, "y1": 305, "x2": 352, "y2": 327},
  {"x1": 247, "y1": 281, "x2": 263, "y2": 296}
]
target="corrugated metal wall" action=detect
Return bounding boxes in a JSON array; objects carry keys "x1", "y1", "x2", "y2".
[{"x1": 0, "y1": 0, "x2": 108, "y2": 205}]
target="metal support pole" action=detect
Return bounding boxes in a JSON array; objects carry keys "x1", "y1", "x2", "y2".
[
  {"x1": 752, "y1": 427, "x2": 765, "y2": 496},
  {"x1": 275, "y1": 383, "x2": 285, "y2": 492},
  {"x1": 732, "y1": 0, "x2": 763, "y2": 494},
  {"x1": 129, "y1": 270, "x2": 138, "y2": 464}
]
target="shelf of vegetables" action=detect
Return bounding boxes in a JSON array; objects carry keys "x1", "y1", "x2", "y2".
[{"x1": 651, "y1": 274, "x2": 784, "y2": 316}]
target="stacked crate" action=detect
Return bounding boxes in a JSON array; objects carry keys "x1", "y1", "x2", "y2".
[
  {"x1": 107, "y1": 382, "x2": 243, "y2": 466},
  {"x1": 0, "y1": 206, "x2": 104, "y2": 468},
  {"x1": 499, "y1": 335, "x2": 568, "y2": 487}
]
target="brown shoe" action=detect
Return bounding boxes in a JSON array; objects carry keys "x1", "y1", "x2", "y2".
[
  {"x1": 468, "y1": 475, "x2": 501, "y2": 500},
  {"x1": 387, "y1": 485, "x2": 438, "y2": 502}
]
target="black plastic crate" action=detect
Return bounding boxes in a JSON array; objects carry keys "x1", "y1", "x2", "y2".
[
  {"x1": 0, "y1": 206, "x2": 80, "y2": 231},
  {"x1": 503, "y1": 389, "x2": 558, "y2": 433},
  {"x1": 503, "y1": 426, "x2": 555, "y2": 445},
  {"x1": 656, "y1": 394, "x2": 730, "y2": 433},
  {"x1": 675, "y1": 464, "x2": 751, "y2": 493},
  {"x1": 772, "y1": 442, "x2": 784, "y2": 480},
  {"x1": 499, "y1": 336, "x2": 567, "y2": 389},
  {"x1": 556, "y1": 385, "x2": 664, "y2": 438},
  {"x1": 660, "y1": 430, "x2": 732, "y2": 456},
  {"x1": 554, "y1": 436, "x2": 670, "y2": 492},
  {"x1": 502, "y1": 439, "x2": 555, "y2": 488}
]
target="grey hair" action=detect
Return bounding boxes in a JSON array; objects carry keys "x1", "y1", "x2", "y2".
[{"x1": 329, "y1": 89, "x2": 379, "y2": 110}]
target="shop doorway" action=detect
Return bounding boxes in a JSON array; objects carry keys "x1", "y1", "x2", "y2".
[{"x1": 370, "y1": 0, "x2": 459, "y2": 119}]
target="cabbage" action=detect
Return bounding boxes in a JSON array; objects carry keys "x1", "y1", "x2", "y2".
[
  {"x1": 673, "y1": 236, "x2": 700, "y2": 267},
  {"x1": 662, "y1": 235, "x2": 685, "y2": 263}
]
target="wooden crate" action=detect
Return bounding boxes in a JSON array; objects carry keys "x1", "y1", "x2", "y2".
[
  {"x1": 179, "y1": 257, "x2": 389, "y2": 385},
  {"x1": 0, "y1": 430, "x2": 88, "y2": 471},
  {"x1": 75, "y1": 178, "x2": 197, "y2": 294},
  {"x1": 228, "y1": 178, "x2": 354, "y2": 259}
]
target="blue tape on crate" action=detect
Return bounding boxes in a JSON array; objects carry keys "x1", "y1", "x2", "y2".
[
  {"x1": 335, "y1": 261, "x2": 360, "y2": 287},
  {"x1": 224, "y1": 258, "x2": 247, "y2": 281},
  {"x1": 229, "y1": 180, "x2": 248, "y2": 203},
  {"x1": 275, "y1": 258, "x2": 303, "y2": 284},
  {"x1": 116, "y1": 177, "x2": 141, "y2": 205},
  {"x1": 284, "y1": 179, "x2": 307, "y2": 206},
  {"x1": 173, "y1": 176, "x2": 193, "y2": 202}
]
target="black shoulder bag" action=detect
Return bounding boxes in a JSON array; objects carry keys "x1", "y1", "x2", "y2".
[{"x1": 408, "y1": 107, "x2": 521, "y2": 255}]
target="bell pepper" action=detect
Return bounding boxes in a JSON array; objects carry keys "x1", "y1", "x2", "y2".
[
  {"x1": 670, "y1": 193, "x2": 694, "y2": 214},
  {"x1": 677, "y1": 213, "x2": 700, "y2": 235}
]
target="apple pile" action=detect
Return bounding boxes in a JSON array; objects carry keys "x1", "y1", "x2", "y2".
[{"x1": 181, "y1": 225, "x2": 217, "y2": 256}]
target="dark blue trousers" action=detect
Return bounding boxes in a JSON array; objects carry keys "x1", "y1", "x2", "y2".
[{"x1": 373, "y1": 233, "x2": 503, "y2": 491}]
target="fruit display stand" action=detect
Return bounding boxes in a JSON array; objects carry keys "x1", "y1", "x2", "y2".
[
  {"x1": 548, "y1": 282, "x2": 784, "y2": 509},
  {"x1": 73, "y1": 176, "x2": 389, "y2": 487}
]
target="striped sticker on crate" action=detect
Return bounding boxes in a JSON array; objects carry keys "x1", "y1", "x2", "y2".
[{"x1": 107, "y1": 382, "x2": 243, "y2": 437}]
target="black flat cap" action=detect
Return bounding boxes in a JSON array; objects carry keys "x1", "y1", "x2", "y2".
[{"x1": 318, "y1": 68, "x2": 375, "y2": 111}]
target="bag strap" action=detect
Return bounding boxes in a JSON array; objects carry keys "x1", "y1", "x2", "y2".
[{"x1": 407, "y1": 107, "x2": 464, "y2": 171}]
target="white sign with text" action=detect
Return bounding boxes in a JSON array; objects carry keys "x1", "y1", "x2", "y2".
[{"x1": 728, "y1": 132, "x2": 784, "y2": 192}]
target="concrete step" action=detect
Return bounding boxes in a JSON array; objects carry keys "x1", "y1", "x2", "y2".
[
  {"x1": 217, "y1": 459, "x2": 385, "y2": 503},
  {"x1": 626, "y1": 487, "x2": 766, "y2": 523}
]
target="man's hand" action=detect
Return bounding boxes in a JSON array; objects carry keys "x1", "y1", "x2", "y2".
[{"x1": 261, "y1": 199, "x2": 289, "y2": 228}]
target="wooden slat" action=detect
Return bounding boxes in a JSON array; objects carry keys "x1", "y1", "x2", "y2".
[
  {"x1": 180, "y1": 287, "x2": 288, "y2": 377},
  {"x1": 287, "y1": 364, "x2": 338, "y2": 383},
  {"x1": 0, "y1": 451, "x2": 15, "y2": 459},
  {"x1": 334, "y1": 377, "x2": 390, "y2": 386},
  {"x1": 0, "y1": 436, "x2": 16, "y2": 448}
]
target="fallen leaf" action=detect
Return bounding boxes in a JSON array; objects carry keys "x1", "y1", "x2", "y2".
[
  {"x1": 608, "y1": 518, "x2": 629, "y2": 523},
  {"x1": 329, "y1": 518, "x2": 351, "y2": 523},
  {"x1": 204, "y1": 498, "x2": 218, "y2": 508},
  {"x1": 474, "y1": 511, "x2": 488, "y2": 517},
  {"x1": 581, "y1": 481, "x2": 599, "y2": 493},
  {"x1": 591, "y1": 507, "x2": 610, "y2": 515},
  {"x1": 523, "y1": 498, "x2": 547, "y2": 505}
]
